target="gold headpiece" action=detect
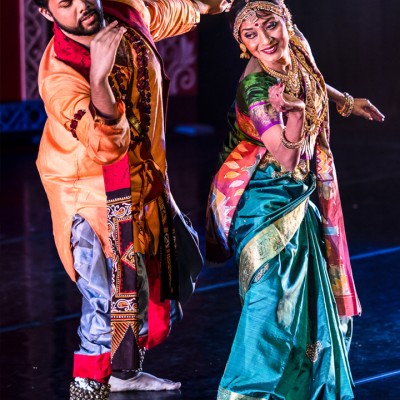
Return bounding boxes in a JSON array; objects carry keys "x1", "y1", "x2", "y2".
[{"x1": 233, "y1": 0, "x2": 292, "y2": 43}]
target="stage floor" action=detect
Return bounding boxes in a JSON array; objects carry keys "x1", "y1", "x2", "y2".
[{"x1": 1, "y1": 116, "x2": 399, "y2": 399}]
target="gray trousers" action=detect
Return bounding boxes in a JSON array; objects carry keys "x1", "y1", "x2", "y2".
[
  {"x1": 70, "y1": 214, "x2": 182, "y2": 379},
  {"x1": 71, "y1": 214, "x2": 112, "y2": 357}
]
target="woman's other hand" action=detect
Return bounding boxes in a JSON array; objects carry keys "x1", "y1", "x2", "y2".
[
  {"x1": 326, "y1": 85, "x2": 385, "y2": 122},
  {"x1": 352, "y1": 98, "x2": 385, "y2": 122}
]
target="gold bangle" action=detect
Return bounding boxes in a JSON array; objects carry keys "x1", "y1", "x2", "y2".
[
  {"x1": 281, "y1": 128, "x2": 305, "y2": 150},
  {"x1": 336, "y1": 92, "x2": 354, "y2": 117}
]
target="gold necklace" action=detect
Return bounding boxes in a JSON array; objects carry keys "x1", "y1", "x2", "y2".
[
  {"x1": 259, "y1": 46, "x2": 329, "y2": 138},
  {"x1": 299, "y1": 62, "x2": 328, "y2": 137},
  {"x1": 258, "y1": 49, "x2": 301, "y2": 97}
]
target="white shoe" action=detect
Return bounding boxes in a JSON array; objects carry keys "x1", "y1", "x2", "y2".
[{"x1": 109, "y1": 372, "x2": 181, "y2": 392}]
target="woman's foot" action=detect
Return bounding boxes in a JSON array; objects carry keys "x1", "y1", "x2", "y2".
[{"x1": 109, "y1": 372, "x2": 181, "y2": 392}]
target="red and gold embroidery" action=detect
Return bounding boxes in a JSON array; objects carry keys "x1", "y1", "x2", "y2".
[{"x1": 69, "y1": 109, "x2": 86, "y2": 140}]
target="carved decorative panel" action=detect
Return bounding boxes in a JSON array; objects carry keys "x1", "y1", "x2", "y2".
[
  {"x1": 21, "y1": 0, "x2": 50, "y2": 100},
  {"x1": 156, "y1": 31, "x2": 198, "y2": 96},
  {"x1": 0, "y1": 100, "x2": 46, "y2": 133}
]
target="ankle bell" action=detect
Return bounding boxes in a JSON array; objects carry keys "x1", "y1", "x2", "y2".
[{"x1": 69, "y1": 377, "x2": 111, "y2": 400}]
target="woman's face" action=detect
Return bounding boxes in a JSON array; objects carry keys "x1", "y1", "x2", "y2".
[{"x1": 240, "y1": 12, "x2": 290, "y2": 66}]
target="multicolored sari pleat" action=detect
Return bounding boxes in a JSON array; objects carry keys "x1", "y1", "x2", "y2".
[{"x1": 102, "y1": 153, "x2": 140, "y2": 370}]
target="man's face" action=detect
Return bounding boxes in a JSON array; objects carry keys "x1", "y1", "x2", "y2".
[{"x1": 43, "y1": 0, "x2": 104, "y2": 37}]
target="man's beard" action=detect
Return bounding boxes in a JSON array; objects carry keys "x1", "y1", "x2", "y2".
[{"x1": 53, "y1": 8, "x2": 104, "y2": 37}]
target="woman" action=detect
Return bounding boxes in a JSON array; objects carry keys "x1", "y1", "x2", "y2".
[{"x1": 206, "y1": 1, "x2": 385, "y2": 399}]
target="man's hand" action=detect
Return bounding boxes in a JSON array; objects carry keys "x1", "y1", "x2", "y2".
[
  {"x1": 90, "y1": 20, "x2": 126, "y2": 84},
  {"x1": 194, "y1": 0, "x2": 232, "y2": 15},
  {"x1": 89, "y1": 21, "x2": 127, "y2": 120}
]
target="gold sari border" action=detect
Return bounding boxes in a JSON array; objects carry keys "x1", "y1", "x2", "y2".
[
  {"x1": 218, "y1": 386, "x2": 268, "y2": 400},
  {"x1": 239, "y1": 198, "x2": 308, "y2": 298}
]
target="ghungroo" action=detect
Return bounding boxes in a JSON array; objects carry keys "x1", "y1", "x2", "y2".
[{"x1": 70, "y1": 378, "x2": 111, "y2": 400}]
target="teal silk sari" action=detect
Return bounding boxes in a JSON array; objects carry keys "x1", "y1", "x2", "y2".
[
  {"x1": 218, "y1": 166, "x2": 354, "y2": 399},
  {"x1": 207, "y1": 33, "x2": 357, "y2": 400}
]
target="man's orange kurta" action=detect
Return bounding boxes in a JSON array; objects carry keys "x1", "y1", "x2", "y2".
[{"x1": 36, "y1": 0, "x2": 199, "y2": 281}]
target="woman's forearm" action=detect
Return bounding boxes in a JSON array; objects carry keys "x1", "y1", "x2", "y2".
[
  {"x1": 261, "y1": 111, "x2": 305, "y2": 172},
  {"x1": 277, "y1": 111, "x2": 304, "y2": 171},
  {"x1": 326, "y1": 84, "x2": 346, "y2": 108}
]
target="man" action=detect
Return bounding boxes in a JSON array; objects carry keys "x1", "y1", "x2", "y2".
[{"x1": 34, "y1": 0, "x2": 231, "y2": 398}]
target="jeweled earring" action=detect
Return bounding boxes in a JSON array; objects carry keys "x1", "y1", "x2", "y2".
[{"x1": 239, "y1": 43, "x2": 250, "y2": 59}]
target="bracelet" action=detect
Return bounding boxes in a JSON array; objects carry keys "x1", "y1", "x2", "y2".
[
  {"x1": 336, "y1": 92, "x2": 354, "y2": 117},
  {"x1": 281, "y1": 128, "x2": 305, "y2": 150}
]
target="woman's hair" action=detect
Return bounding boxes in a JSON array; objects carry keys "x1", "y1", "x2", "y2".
[
  {"x1": 228, "y1": 0, "x2": 282, "y2": 29},
  {"x1": 34, "y1": 0, "x2": 49, "y2": 7}
]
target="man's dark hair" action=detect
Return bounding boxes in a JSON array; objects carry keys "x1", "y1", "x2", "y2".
[{"x1": 34, "y1": 0, "x2": 49, "y2": 7}]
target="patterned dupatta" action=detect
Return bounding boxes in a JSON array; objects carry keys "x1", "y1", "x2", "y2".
[
  {"x1": 206, "y1": 34, "x2": 361, "y2": 318},
  {"x1": 292, "y1": 35, "x2": 361, "y2": 317},
  {"x1": 54, "y1": 1, "x2": 177, "y2": 372}
]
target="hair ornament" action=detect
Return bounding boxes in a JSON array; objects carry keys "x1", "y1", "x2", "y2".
[{"x1": 233, "y1": 0, "x2": 292, "y2": 42}]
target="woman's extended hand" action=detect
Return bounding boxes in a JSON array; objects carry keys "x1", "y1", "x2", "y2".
[
  {"x1": 268, "y1": 83, "x2": 305, "y2": 114},
  {"x1": 90, "y1": 21, "x2": 126, "y2": 84},
  {"x1": 352, "y1": 98, "x2": 385, "y2": 122}
]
